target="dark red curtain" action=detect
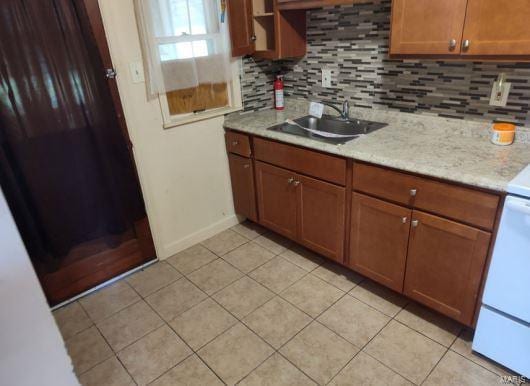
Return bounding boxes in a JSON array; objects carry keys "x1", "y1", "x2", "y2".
[{"x1": 0, "y1": 0, "x2": 146, "y2": 270}]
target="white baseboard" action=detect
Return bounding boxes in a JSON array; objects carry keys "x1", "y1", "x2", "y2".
[{"x1": 160, "y1": 215, "x2": 241, "y2": 259}]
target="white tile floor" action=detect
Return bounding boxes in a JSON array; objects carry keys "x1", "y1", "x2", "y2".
[{"x1": 54, "y1": 221, "x2": 514, "y2": 385}]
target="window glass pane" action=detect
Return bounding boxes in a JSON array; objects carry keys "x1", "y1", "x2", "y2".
[
  {"x1": 192, "y1": 41, "x2": 209, "y2": 57},
  {"x1": 188, "y1": 0, "x2": 208, "y2": 34}
]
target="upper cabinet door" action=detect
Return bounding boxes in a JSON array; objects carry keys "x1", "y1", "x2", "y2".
[
  {"x1": 462, "y1": 0, "x2": 530, "y2": 56},
  {"x1": 227, "y1": 0, "x2": 255, "y2": 56},
  {"x1": 255, "y1": 161, "x2": 298, "y2": 240},
  {"x1": 296, "y1": 174, "x2": 346, "y2": 263},
  {"x1": 390, "y1": 0, "x2": 468, "y2": 55}
]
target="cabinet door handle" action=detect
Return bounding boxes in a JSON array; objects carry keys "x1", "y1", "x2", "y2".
[
  {"x1": 411, "y1": 220, "x2": 419, "y2": 227},
  {"x1": 231, "y1": 140, "x2": 239, "y2": 146},
  {"x1": 402, "y1": 217, "x2": 408, "y2": 224},
  {"x1": 462, "y1": 39, "x2": 470, "y2": 50},
  {"x1": 449, "y1": 39, "x2": 457, "y2": 49},
  {"x1": 409, "y1": 189, "x2": 417, "y2": 197},
  {"x1": 287, "y1": 177, "x2": 294, "y2": 184},
  {"x1": 293, "y1": 180, "x2": 301, "y2": 186},
  {"x1": 243, "y1": 164, "x2": 250, "y2": 169}
]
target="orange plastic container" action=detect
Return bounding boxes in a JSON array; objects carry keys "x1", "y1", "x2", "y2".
[{"x1": 491, "y1": 123, "x2": 516, "y2": 146}]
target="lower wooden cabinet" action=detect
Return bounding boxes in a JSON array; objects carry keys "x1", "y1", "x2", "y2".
[
  {"x1": 227, "y1": 153, "x2": 257, "y2": 222},
  {"x1": 255, "y1": 161, "x2": 298, "y2": 240},
  {"x1": 349, "y1": 193, "x2": 411, "y2": 292},
  {"x1": 404, "y1": 210, "x2": 491, "y2": 325},
  {"x1": 297, "y1": 174, "x2": 345, "y2": 262},
  {"x1": 255, "y1": 160, "x2": 346, "y2": 261}
]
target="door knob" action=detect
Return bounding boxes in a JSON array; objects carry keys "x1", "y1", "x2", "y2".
[
  {"x1": 411, "y1": 220, "x2": 419, "y2": 227},
  {"x1": 449, "y1": 39, "x2": 457, "y2": 50},
  {"x1": 410, "y1": 189, "x2": 417, "y2": 197}
]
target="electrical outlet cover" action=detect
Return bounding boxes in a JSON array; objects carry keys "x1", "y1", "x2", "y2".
[
  {"x1": 321, "y1": 68, "x2": 332, "y2": 88},
  {"x1": 489, "y1": 81, "x2": 511, "y2": 107}
]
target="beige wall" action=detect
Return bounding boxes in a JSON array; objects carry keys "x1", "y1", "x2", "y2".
[{"x1": 98, "y1": 0, "x2": 238, "y2": 259}]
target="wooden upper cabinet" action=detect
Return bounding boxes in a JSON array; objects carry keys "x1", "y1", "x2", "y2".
[
  {"x1": 349, "y1": 193, "x2": 411, "y2": 292},
  {"x1": 462, "y1": 0, "x2": 530, "y2": 56},
  {"x1": 228, "y1": 154, "x2": 258, "y2": 222},
  {"x1": 227, "y1": 0, "x2": 306, "y2": 59},
  {"x1": 404, "y1": 210, "x2": 491, "y2": 326},
  {"x1": 390, "y1": 0, "x2": 468, "y2": 55},
  {"x1": 297, "y1": 174, "x2": 346, "y2": 263},
  {"x1": 227, "y1": 0, "x2": 255, "y2": 56},
  {"x1": 255, "y1": 161, "x2": 298, "y2": 239}
]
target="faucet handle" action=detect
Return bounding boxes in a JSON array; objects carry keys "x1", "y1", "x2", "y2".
[{"x1": 342, "y1": 100, "x2": 350, "y2": 120}]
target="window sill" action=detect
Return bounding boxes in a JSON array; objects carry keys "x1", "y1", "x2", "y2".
[{"x1": 162, "y1": 106, "x2": 243, "y2": 129}]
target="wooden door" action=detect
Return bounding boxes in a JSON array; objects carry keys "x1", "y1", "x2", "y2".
[
  {"x1": 296, "y1": 174, "x2": 346, "y2": 262},
  {"x1": 462, "y1": 0, "x2": 530, "y2": 56},
  {"x1": 404, "y1": 210, "x2": 491, "y2": 326},
  {"x1": 227, "y1": 0, "x2": 255, "y2": 56},
  {"x1": 390, "y1": 0, "x2": 468, "y2": 55},
  {"x1": 255, "y1": 161, "x2": 298, "y2": 239},
  {"x1": 228, "y1": 154, "x2": 258, "y2": 222},
  {"x1": 349, "y1": 193, "x2": 411, "y2": 292}
]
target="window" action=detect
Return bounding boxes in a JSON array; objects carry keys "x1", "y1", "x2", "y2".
[{"x1": 135, "y1": 0, "x2": 242, "y2": 127}]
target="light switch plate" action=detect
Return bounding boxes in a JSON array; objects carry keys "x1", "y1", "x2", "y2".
[
  {"x1": 489, "y1": 80, "x2": 511, "y2": 107},
  {"x1": 321, "y1": 68, "x2": 332, "y2": 88},
  {"x1": 129, "y1": 61, "x2": 145, "y2": 84}
]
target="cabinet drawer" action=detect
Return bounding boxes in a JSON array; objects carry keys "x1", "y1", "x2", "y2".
[
  {"x1": 254, "y1": 137, "x2": 347, "y2": 186},
  {"x1": 414, "y1": 177, "x2": 499, "y2": 231},
  {"x1": 353, "y1": 163, "x2": 419, "y2": 206},
  {"x1": 352, "y1": 162, "x2": 499, "y2": 230},
  {"x1": 225, "y1": 131, "x2": 251, "y2": 157}
]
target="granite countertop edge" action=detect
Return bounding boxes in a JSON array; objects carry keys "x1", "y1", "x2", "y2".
[{"x1": 223, "y1": 102, "x2": 530, "y2": 193}]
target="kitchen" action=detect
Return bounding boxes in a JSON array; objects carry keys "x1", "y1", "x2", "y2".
[{"x1": 1, "y1": 0, "x2": 529, "y2": 385}]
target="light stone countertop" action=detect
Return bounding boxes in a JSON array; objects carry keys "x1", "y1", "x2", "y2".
[{"x1": 224, "y1": 100, "x2": 530, "y2": 192}]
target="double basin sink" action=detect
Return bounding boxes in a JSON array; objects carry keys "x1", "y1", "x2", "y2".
[{"x1": 268, "y1": 115, "x2": 387, "y2": 144}]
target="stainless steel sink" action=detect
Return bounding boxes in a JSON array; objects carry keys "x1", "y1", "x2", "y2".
[{"x1": 268, "y1": 115, "x2": 387, "y2": 144}]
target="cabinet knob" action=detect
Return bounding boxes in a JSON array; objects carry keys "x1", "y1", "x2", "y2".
[
  {"x1": 293, "y1": 180, "x2": 301, "y2": 186},
  {"x1": 409, "y1": 189, "x2": 417, "y2": 197},
  {"x1": 243, "y1": 164, "x2": 250, "y2": 169},
  {"x1": 449, "y1": 39, "x2": 457, "y2": 49},
  {"x1": 231, "y1": 140, "x2": 239, "y2": 146},
  {"x1": 402, "y1": 217, "x2": 408, "y2": 224},
  {"x1": 462, "y1": 40, "x2": 470, "y2": 50},
  {"x1": 287, "y1": 177, "x2": 294, "y2": 184},
  {"x1": 411, "y1": 220, "x2": 419, "y2": 227},
  {"x1": 250, "y1": 35, "x2": 257, "y2": 42}
]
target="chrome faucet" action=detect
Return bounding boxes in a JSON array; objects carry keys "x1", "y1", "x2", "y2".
[{"x1": 319, "y1": 100, "x2": 350, "y2": 121}]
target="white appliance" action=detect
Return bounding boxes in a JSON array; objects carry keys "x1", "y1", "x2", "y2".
[{"x1": 473, "y1": 165, "x2": 530, "y2": 377}]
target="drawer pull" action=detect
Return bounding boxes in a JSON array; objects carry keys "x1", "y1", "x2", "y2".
[
  {"x1": 411, "y1": 220, "x2": 419, "y2": 227},
  {"x1": 410, "y1": 189, "x2": 417, "y2": 197},
  {"x1": 232, "y1": 140, "x2": 239, "y2": 146}
]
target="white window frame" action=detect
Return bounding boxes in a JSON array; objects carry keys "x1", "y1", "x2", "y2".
[{"x1": 156, "y1": 0, "x2": 243, "y2": 129}]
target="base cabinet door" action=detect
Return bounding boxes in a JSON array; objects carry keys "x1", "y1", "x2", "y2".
[
  {"x1": 297, "y1": 174, "x2": 345, "y2": 262},
  {"x1": 228, "y1": 153, "x2": 257, "y2": 222},
  {"x1": 255, "y1": 161, "x2": 298, "y2": 240},
  {"x1": 404, "y1": 210, "x2": 491, "y2": 325},
  {"x1": 349, "y1": 193, "x2": 411, "y2": 292}
]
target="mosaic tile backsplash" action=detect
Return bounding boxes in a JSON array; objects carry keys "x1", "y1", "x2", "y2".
[{"x1": 240, "y1": 0, "x2": 530, "y2": 126}]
